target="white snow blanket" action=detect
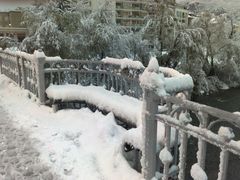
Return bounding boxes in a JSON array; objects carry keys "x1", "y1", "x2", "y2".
[
  {"x1": 46, "y1": 85, "x2": 142, "y2": 126},
  {"x1": 0, "y1": 75, "x2": 142, "y2": 180},
  {"x1": 102, "y1": 57, "x2": 145, "y2": 70},
  {"x1": 46, "y1": 84, "x2": 178, "y2": 149}
]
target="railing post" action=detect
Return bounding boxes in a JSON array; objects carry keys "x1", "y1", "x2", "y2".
[
  {"x1": 141, "y1": 88, "x2": 158, "y2": 180},
  {"x1": 20, "y1": 57, "x2": 27, "y2": 89},
  {"x1": 140, "y1": 57, "x2": 163, "y2": 180},
  {"x1": 34, "y1": 50, "x2": 46, "y2": 105},
  {"x1": 178, "y1": 112, "x2": 191, "y2": 180},
  {"x1": 217, "y1": 127, "x2": 234, "y2": 180},
  {"x1": 0, "y1": 55, "x2": 2, "y2": 74},
  {"x1": 197, "y1": 112, "x2": 208, "y2": 169},
  {"x1": 16, "y1": 56, "x2": 22, "y2": 87},
  {"x1": 0, "y1": 49, "x2": 2, "y2": 74}
]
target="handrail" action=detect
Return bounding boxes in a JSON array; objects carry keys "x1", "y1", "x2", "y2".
[
  {"x1": 3, "y1": 49, "x2": 238, "y2": 180},
  {"x1": 163, "y1": 96, "x2": 240, "y2": 126},
  {"x1": 141, "y1": 58, "x2": 240, "y2": 180}
]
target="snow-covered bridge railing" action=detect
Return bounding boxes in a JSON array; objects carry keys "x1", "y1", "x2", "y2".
[
  {"x1": 2, "y1": 49, "x2": 239, "y2": 180},
  {"x1": 141, "y1": 58, "x2": 240, "y2": 180},
  {"x1": 43, "y1": 57, "x2": 144, "y2": 101},
  {"x1": 0, "y1": 48, "x2": 38, "y2": 96},
  {"x1": 0, "y1": 49, "x2": 145, "y2": 104}
]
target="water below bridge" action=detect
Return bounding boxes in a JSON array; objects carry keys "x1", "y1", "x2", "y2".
[{"x1": 186, "y1": 88, "x2": 240, "y2": 180}]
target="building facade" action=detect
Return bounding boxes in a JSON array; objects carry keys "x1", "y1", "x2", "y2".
[
  {"x1": 0, "y1": 0, "x2": 34, "y2": 40},
  {"x1": 0, "y1": 0, "x2": 189, "y2": 41},
  {"x1": 115, "y1": 0, "x2": 147, "y2": 30},
  {"x1": 88, "y1": 0, "x2": 189, "y2": 30},
  {"x1": 175, "y1": 4, "x2": 189, "y2": 25}
]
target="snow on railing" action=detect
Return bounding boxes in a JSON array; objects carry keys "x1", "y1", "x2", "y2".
[
  {"x1": 3, "y1": 49, "x2": 239, "y2": 180},
  {"x1": 0, "y1": 49, "x2": 64, "y2": 103},
  {"x1": 0, "y1": 48, "x2": 38, "y2": 96},
  {"x1": 140, "y1": 57, "x2": 194, "y2": 180},
  {"x1": 141, "y1": 58, "x2": 240, "y2": 180},
  {"x1": 101, "y1": 57, "x2": 145, "y2": 70}
]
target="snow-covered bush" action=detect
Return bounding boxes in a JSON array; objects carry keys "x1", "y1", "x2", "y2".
[
  {"x1": 20, "y1": 0, "x2": 150, "y2": 62},
  {"x1": 20, "y1": 1, "x2": 65, "y2": 56},
  {"x1": 0, "y1": 37, "x2": 19, "y2": 50},
  {"x1": 21, "y1": 19, "x2": 63, "y2": 55}
]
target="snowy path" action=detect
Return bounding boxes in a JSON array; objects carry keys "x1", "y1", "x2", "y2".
[
  {"x1": 0, "y1": 75, "x2": 142, "y2": 180},
  {"x1": 0, "y1": 106, "x2": 59, "y2": 180}
]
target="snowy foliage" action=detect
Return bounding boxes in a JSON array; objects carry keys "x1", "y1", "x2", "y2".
[
  {"x1": 164, "y1": 7, "x2": 240, "y2": 94},
  {"x1": 0, "y1": 37, "x2": 19, "y2": 50},
  {"x1": 20, "y1": 0, "x2": 151, "y2": 62},
  {"x1": 145, "y1": 0, "x2": 176, "y2": 52},
  {"x1": 20, "y1": 1, "x2": 64, "y2": 56},
  {"x1": 17, "y1": 0, "x2": 240, "y2": 94}
]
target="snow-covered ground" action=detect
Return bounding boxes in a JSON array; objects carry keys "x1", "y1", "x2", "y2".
[
  {"x1": 0, "y1": 107, "x2": 59, "y2": 180},
  {"x1": 0, "y1": 75, "x2": 142, "y2": 180}
]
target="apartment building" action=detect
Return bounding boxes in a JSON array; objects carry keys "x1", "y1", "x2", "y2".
[
  {"x1": 175, "y1": 4, "x2": 189, "y2": 25},
  {"x1": 87, "y1": 0, "x2": 188, "y2": 30},
  {"x1": 0, "y1": 0, "x2": 34, "y2": 40},
  {"x1": 0, "y1": 0, "x2": 189, "y2": 41},
  {"x1": 0, "y1": 11, "x2": 27, "y2": 40},
  {"x1": 115, "y1": 0, "x2": 147, "y2": 30}
]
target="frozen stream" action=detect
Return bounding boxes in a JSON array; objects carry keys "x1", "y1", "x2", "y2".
[{"x1": 0, "y1": 107, "x2": 59, "y2": 180}]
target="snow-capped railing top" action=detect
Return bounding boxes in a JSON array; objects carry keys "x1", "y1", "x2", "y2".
[
  {"x1": 141, "y1": 58, "x2": 240, "y2": 180},
  {"x1": 140, "y1": 57, "x2": 194, "y2": 97},
  {"x1": 0, "y1": 49, "x2": 193, "y2": 104},
  {"x1": 101, "y1": 57, "x2": 145, "y2": 70},
  {"x1": 0, "y1": 48, "x2": 62, "y2": 63},
  {"x1": 153, "y1": 96, "x2": 240, "y2": 180},
  {"x1": 4, "y1": 49, "x2": 240, "y2": 180}
]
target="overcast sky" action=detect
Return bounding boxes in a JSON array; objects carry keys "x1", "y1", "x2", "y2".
[{"x1": 177, "y1": 0, "x2": 240, "y2": 11}]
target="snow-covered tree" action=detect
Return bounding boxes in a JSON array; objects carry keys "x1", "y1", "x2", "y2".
[
  {"x1": 192, "y1": 11, "x2": 229, "y2": 75},
  {"x1": 145, "y1": 0, "x2": 176, "y2": 53},
  {"x1": 20, "y1": 1, "x2": 65, "y2": 56},
  {"x1": 20, "y1": 0, "x2": 150, "y2": 62},
  {"x1": 169, "y1": 28, "x2": 210, "y2": 93}
]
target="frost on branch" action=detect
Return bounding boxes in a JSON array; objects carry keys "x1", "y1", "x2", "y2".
[{"x1": 190, "y1": 163, "x2": 208, "y2": 180}]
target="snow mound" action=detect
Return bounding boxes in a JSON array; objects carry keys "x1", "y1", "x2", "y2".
[
  {"x1": 159, "y1": 147, "x2": 173, "y2": 164},
  {"x1": 46, "y1": 84, "x2": 142, "y2": 126},
  {"x1": 218, "y1": 127, "x2": 235, "y2": 141},
  {"x1": 140, "y1": 57, "x2": 167, "y2": 96},
  {"x1": 190, "y1": 163, "x2": 208, "y2": 180},
  {"x1": 140, "y1": 57, "x2": 193, "y2": 96}
]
